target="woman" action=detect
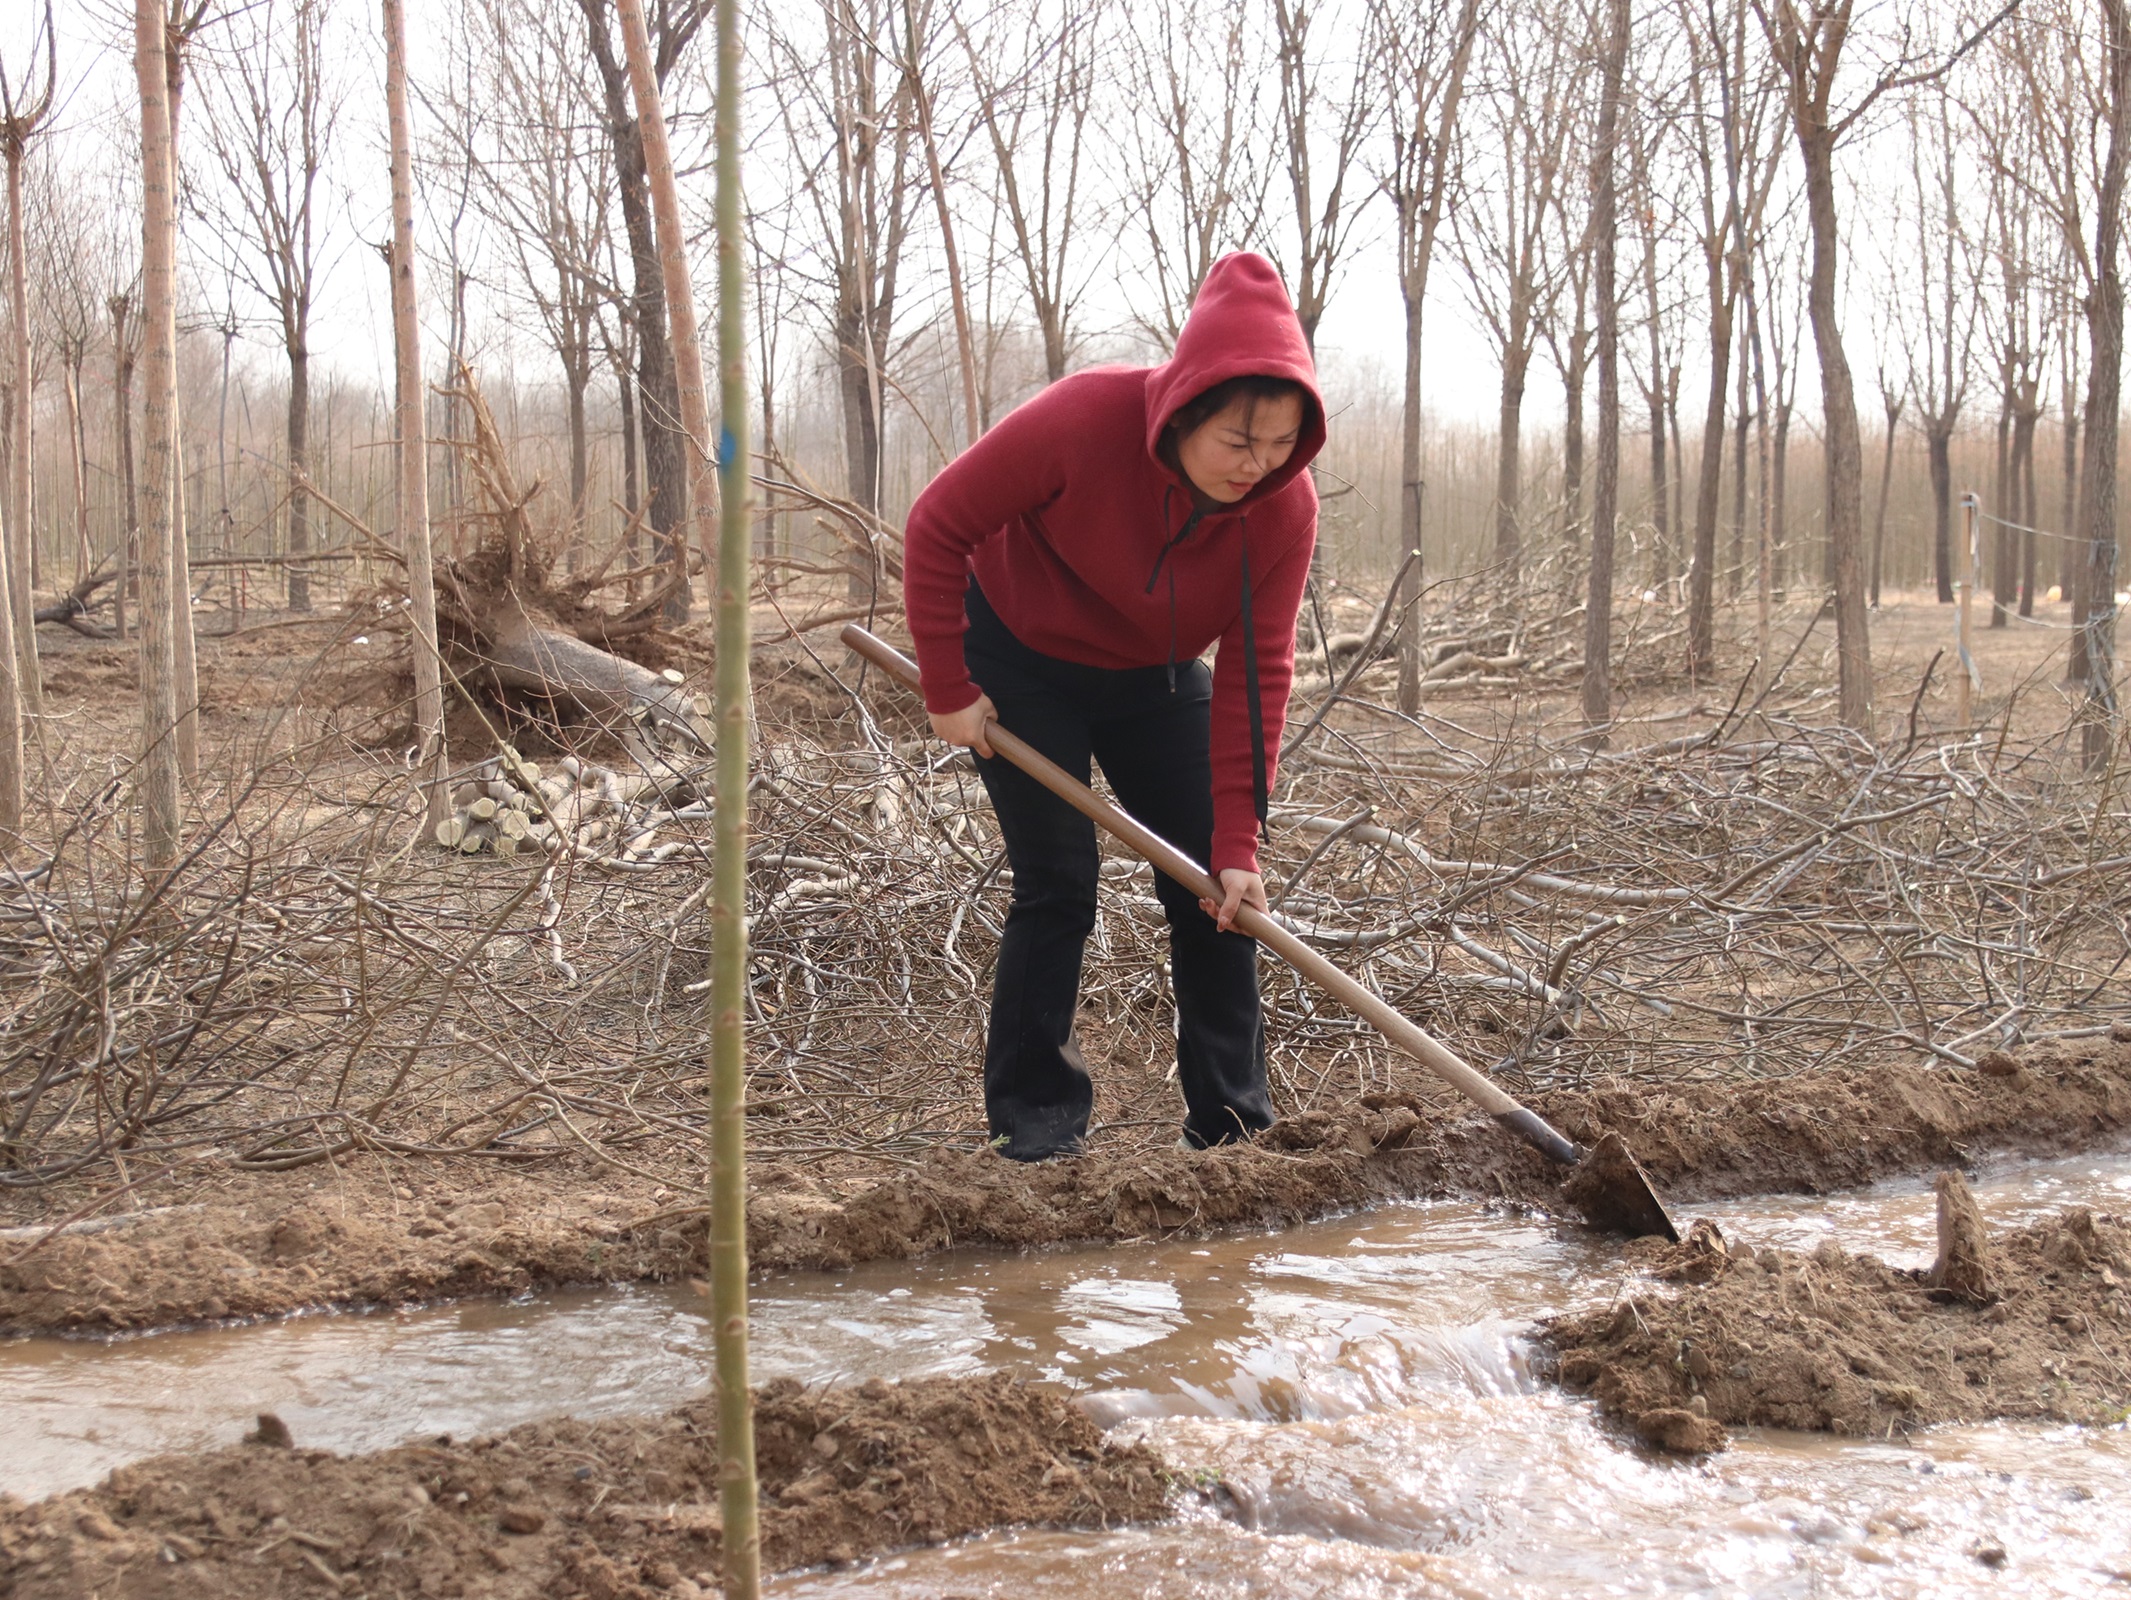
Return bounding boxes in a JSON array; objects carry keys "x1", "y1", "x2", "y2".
[{"x1": 904, "y1": 252, "x2": 1323, "y2": 1160}]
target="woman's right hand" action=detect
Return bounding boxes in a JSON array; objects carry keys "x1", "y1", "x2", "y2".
[{"x1": 931, "y1": 693, "x2": 998, "y2": 759}]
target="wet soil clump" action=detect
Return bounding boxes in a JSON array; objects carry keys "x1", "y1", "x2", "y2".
[
  {"x1": 0, "y1": 1374, "x2": 1170, "y2": 1598},
  {"x1": 1540, "y1": 1197, "x2": 2131, "y2": 1456},
  {"x1": 5, "y1": 1042, "x2": 2128, "y2": 1336}
]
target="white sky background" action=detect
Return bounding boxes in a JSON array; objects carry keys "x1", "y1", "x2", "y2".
[{"x1": 10, "y1": 1, "x2": 2065, "y2": 459}]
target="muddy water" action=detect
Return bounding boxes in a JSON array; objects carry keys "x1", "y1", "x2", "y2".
[{"x1": 8, "y1": 1149, "x2": 2131, "y2": 1595}]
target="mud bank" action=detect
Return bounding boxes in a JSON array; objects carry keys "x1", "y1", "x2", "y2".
[
  {"x1": 722, "y1": 1040, "x2": 2131, "y2": 1273},
  {"x1": 6, "y1": 1041, "x2": 2129, "y2": 1336},
  {"x1": 0, "y1": 1374, "x2": 1169, "y2": 1598},
  {"x1": 1541, "y1": 1198, "x2": 2131, "y2": 1456}
]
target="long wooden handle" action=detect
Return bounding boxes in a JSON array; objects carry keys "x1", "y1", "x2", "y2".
[{"x1": 842, "y1": 624, "x2": 1582, "y2": 1166}]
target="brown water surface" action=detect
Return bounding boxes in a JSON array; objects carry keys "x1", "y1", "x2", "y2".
[{"x1": 6, "y1": 1148, "x2": 2130, "y2": 1595}]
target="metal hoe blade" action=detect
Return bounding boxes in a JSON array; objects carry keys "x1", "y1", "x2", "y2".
[{"x1": 1560, "y1": 1131, "x2": 1679, "y2": 1241}]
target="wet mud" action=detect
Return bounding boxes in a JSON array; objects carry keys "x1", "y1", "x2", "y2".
[
  {"x1": 713, "y1": 1039, "x2": 2131, "y2": 1274},
  {"x1": 0, "y1": 1374, "x2": 1170, "y2": 1598},
  {"x1": 6, "y1": 1040, "x2": 2129, "y2": 1336},
  {"x1": 1541, "y1": 1193, "x2": 2131, "y2": 1456}
]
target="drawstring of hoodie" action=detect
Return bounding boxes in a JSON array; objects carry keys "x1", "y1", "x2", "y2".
[
  {"x1": 1144, "y1": 489, "x2": 1271, "y2": 845},
  {"x1": 1144, "y1": 485, "x2": 1205, "y2": 692},
  {"x1": 1239, "y1": 520, "x2": 1268, "y2": 840}
]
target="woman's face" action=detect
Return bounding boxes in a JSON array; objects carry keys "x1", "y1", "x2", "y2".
[{"x1": 1176, "y1": 393, "x2": 1306, "y2": 504}]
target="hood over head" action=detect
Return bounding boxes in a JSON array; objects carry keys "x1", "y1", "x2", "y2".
[{"x1": 1144, "y1": 252, "x2": 1325, "y2": 508}]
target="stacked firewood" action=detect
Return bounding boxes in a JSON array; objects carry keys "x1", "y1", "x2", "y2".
[{"x1": 432, "y1": 744, "x2": 707, "y2": 866}]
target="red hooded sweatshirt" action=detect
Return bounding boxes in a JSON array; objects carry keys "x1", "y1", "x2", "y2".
[{"x1": 904, "y1": 253, "x2": 1324, "y2": 878}]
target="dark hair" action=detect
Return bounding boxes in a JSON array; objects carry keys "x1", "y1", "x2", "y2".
[{"x1": 1165, "y1": 374, "x2": 1309, "y2": 442}]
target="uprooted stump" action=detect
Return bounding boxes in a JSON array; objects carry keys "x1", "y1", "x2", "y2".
[
  {"x1": 1538, "y1": 1204, "x2": 2131, "y2": 1454},
  {"x1": 360, "y1": 369, "x2": 710, "y2": 759}
]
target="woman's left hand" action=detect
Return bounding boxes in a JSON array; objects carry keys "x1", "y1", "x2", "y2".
[{"x1": 1200, "y1": 869, "x2": 1268, "y2": 933}]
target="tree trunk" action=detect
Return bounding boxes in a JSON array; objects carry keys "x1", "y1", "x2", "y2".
[
  {"x1": 2077, "y1": 0, "x2": 2129, "y2": 769},
  {"x1": 1926, "y1": 421, "x2": 1954, "y2": 608},
  {"x1": 1492, "y1": 341, "x2": 1527, "y2": 573},
  {"x1": 2015, "y1": 397, "x2": 2040, "y2": 616},
  {"x1": 111, "y1": 295, "x2": 136, "y2": 642},
  {"x1": 618, "y1": 359, "x2": 641, "y2": 584},
  {"x1": 484, "y1": 607, "x2": 695, "y2": 724},
  {"x1": 618, "y1": 0, "x2": 716, "y2": 614},
  {"x1": 1798, "y1": 128, "x2": 1872, "y2": 731},
  {"x1": 281, "y1": 342, "x2": 311, "y2": 611},
  {"x1": 584, "y1": 2, "x2": 688, "y2": 622},
  {"x1": 1398, "y1": 274, "x2": 1424, "y2": 712},
  {"x1": 2062, "y1": 363, "x2": 2082, "y2": 619},
  {"x1": 567, "y1": 351, "x2": 590, "y2": 566},
  {"x1": 1990, "y1": 388, "x2": 2014, "y2": 627},
  {"x1": 1583, "y1": 0, "x2": 1626, "y2": 734},
  {"x1": 1870, "y1": 395, "x2": 1899, "y2": 606},
  {"x1": 1770, "y1": 400, "x2": 1791, "y2": 596},
  {"x1": 5, "y1": 139, "x2": 41, "y2": 715},
  {"x1": 1668, "y1": 369, "x2": 1685, "y2": 572},
  {"x1": 839, "y1": 323, "x2": 883, "y2": 599},
  {"x1": 63, "y1": 359, "x2": 90, "y2": 582},
  {"x1": 133, "y1": 0, "x2": 182, "y2": 866},
  {"x1": 1560, "y1": 334, "x2": 1586, "y2": 551},
  {"x1": 903, "y1": 0, "x2": 978, "y2": 450},
  {"x1": 385, "y1": 0, "x2": 448, "y2": 836},
  {"x1": 162, "y1": 35, "x2": 198, "y2": 782},
  {"x1": 1686, "y1": 278, "x2": 1732, "y2": 678},
  {"x1": 1641, "y1": 222, "x2": 1670, "y2": 581},
  {"x1": 172, "y1": 427, "x2": 199, "y2": 780},
  {"x1": 1728, "y1": 359, "x2": 1750, "y2": 599}
]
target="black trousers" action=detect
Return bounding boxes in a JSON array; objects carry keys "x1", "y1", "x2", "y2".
[{"x1": 964, "y1": 583, "x2": 1272, "y2": 1159}]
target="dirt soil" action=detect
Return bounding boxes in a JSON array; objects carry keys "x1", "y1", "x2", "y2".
[
  {"x1": 6, "y1": 1040, "x2": 2130, "y2": 1336},
  {"x1": 1539, "y1": 1200, "x2": 2131, "y2": 1457},
  {"x1": 0, "y1": 1373, "x2": 1171, "y2": 1598}
]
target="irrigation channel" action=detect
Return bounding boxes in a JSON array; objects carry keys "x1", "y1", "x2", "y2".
[{"x1": 8, "y1": 1151, "x2": 2131, "y2": 1596}]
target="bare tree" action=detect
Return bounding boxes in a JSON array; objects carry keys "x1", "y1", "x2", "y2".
[
  {"x1": 2074, "y1": 0, "x2": 2129, "y2": 765},
  {"x1": 134, "y1": 0, "x2": 182, "y2": 866},
  {"x1": 577, "y1": 0, "x2": 713, "y2": 618},
  {"x1": 110, "y1": 290, "x2": 137, "y2": 641},
  {"x1": 1372, "y1": 0, "x2": 1480, "y2": 711},
  {"x1": 1867, "y1": 365, "x2": 1902, "y2": 606},
  {"x1": 1585, "y1": 0, "x2": 1630, "y2": 730},
  {"x1": 1625, "y1": 56, "x2": 1681, "y2": 581},
  {"x1": 1757, "y1": 221, "x2": 1802, "y2": 596},
  {"x1": 1753, "y1": 0, "x2": 2009, "y2": 731},
  {"x1": 1901, "y1": 91, "x2": 1981, "y2": 607},
  {"x1": 1449, "y1": 0, "x2": 1587, "y2": 577},
  {"x1": 25, "y1": 155, "x2": 104, "y2": 586},
  {"x1": 957, "y1": 0, "x2": 1101, "y2": 384},
  {"x1": 1973, "y1": 82, "x2": 2048, "y2": 627},
  {"x1": 1544, "y1": 166, "x2": 1594, "y2": 553},
  {"x1": 901, "y1": 0, "x2": 980, "y2": 448},
  {"x1": 385, "y1": 0, "x2": 447, "y2": 836},
  {"x1": 1123, "y1": 0, "x2": 1271, "y2": 347},
  {"x1": 1680, "y1": 0, "x2": 1781, "y2": 679},
  {"x1": 195, "y1": 0, "x2": 343, "y2": 616},
  {"x1": 1268, "y1": 0, "x2": 1382, "y2": 350},
  {"x1": 0, "y1": 0, "x2": 54, "y2": 717},
  {"x1": 763, "y1": 0, "x2": 918, "y2": 553},
  {"x1": 448, "y1": 0, "x2": 613, "y2": 559},
  {"x1": 2011, "y1": 0, "x2": 2116, "y2": 679}
]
